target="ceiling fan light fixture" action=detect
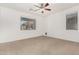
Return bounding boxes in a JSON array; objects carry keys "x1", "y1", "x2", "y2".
[
  {"x1": 30, "y1": 3, "x2": 51, "y2": 14},
  {"x1": 41, "y1": 11, "x2": 44, "y2": 13}
]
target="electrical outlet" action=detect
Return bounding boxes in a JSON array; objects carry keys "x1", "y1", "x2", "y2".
[{"x1": 45, "y1": 32, "x2": 47, "y2": 35}]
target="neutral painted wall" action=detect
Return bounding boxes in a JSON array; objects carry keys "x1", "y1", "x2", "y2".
[
  {"x1": 47, "y1": 5, "x2": 79, "y2": 42},
  {"x1": 1, "y1": 5, "x2": 79, "y2": 43},
  {"x1": 0, "y1": 7, "x2": 45, "y2": 43}
]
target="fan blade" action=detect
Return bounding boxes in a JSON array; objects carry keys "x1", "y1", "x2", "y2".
[
  {"x1": 34, "y1": 5, "x2": 41, "y2": 8},
  {"x1": 45, "y1": 8, "x2": 51, "y2": 11},
  {"x1": 41, "y1": 3, "x2": 44, "y2": 7},
  {"x1": 34, "y1": 8, "x2": 41, "y2": 11},
  {"x1": 30, "y1": 8, "x2": 41, "y2": 11},
  {"x1": 45, "y1": 3, "x2": 49, "y2": 7}
]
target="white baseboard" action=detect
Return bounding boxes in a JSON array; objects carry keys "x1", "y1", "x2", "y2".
[
  {"x1": 0, "y1": 34, "x2": 42, "y2": 43},
  {"x1": 47, "y1": 35, "x2": 79, "y2": 43}
]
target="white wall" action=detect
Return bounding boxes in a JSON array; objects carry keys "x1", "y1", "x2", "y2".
[
  {"x1": 1, "y1": 5, "x2": 79, "y2": 43},
  {"x1": 47, "y1": 5, "x2": 79, "y2": 42},
  {"x1": 0, "y1": 6, "x2": 45, "y2": 43}
]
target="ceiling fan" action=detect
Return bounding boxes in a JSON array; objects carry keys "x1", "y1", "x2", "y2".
[{"x1": 30, "y1": 3, "x2": 51, "y2": 13}]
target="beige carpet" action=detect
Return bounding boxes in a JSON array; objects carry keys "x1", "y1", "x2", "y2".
[{"x1": 0, "y1": 36, "x2": 79, "y2": 55}]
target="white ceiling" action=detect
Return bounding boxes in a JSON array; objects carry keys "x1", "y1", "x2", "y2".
[{"x1": 0, "y1": 3, "x2": 79, "y2": 15}]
